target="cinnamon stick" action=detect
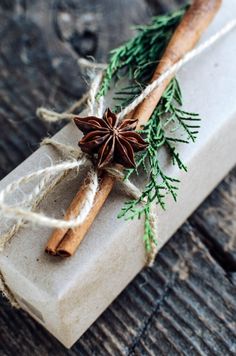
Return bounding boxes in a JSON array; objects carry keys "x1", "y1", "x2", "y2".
[
  {"x1": 56, "y1": 174, "x2": 115, "y2": 257},
  {"x1": 45, "y1": 0, "x2": 222, "y2": 257},
  {"x1": 134, "y1": 0, "x2": 222, "y2": 127},
  {"x1": 45, "y1": 172, "x2": 115, "y2": 255},
  {"x1": 45, "y1": 173, "x2": 104, "y2": 255}
]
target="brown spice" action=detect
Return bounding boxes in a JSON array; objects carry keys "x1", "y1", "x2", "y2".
[{"x1": 74, "y1": 108, "x2": 147, "y2": 169}]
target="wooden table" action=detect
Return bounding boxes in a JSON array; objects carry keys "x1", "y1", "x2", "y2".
[{"x1": 0, "y1": 1, "x2": 235, "y2": 354}]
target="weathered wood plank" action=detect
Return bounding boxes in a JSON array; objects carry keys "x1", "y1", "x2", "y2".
[
  {"x1": 0, "y1": 0, "x2": 154, "y2": 179},
  {"x1": 0, "y1": 0, "x2": 235, "y2": 355},
  {"x1": 192, "y1": 168, "x2": 236, "y2": 272}
]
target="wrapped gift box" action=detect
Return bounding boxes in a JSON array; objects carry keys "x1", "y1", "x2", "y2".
[{"x1": 0, "y1": 0, "x2": 236, "y2": 348}]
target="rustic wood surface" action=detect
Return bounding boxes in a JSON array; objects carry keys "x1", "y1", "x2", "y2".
[{"x1": 0, "y1": 1, "x2": 235, "y2": 355}]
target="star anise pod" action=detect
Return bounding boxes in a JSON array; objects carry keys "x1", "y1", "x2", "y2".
[{"x1": 74, "y1": 108, "x2": 148, "y2": 169}]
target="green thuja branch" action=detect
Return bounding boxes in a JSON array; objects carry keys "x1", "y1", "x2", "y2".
[
  {"x1": 118, "y1": 77, "x2": 200, "y2": 249},
  {"x1": 97, "y1": 6, "x2": 187, "y2": 99},
  {"x1": 98, "y1": 5, "x2": 200, "y2": 250}
]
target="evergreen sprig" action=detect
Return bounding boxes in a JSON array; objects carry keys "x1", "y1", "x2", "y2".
[
  {"x1": 97, "y1": 5, "x2": 187, "y2": 99},
  {"x1": 118, "y1": 78, "x2": 200, "y2": 250},
  {"x1": 97, "y1": 5, "x2": 201, "y2": 250}
]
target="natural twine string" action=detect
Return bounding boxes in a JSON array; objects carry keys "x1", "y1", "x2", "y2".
[
  {"x1": 118, "y1": 18, "x2": 236, "y2": 120},
  {"x1": 0, "y1": 19, "x2": 236, "y2": 306}
]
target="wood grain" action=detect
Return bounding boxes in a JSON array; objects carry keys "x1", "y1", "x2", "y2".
[{"x1": 0, "y1": 0, "x2": 235, "y2": 355}]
